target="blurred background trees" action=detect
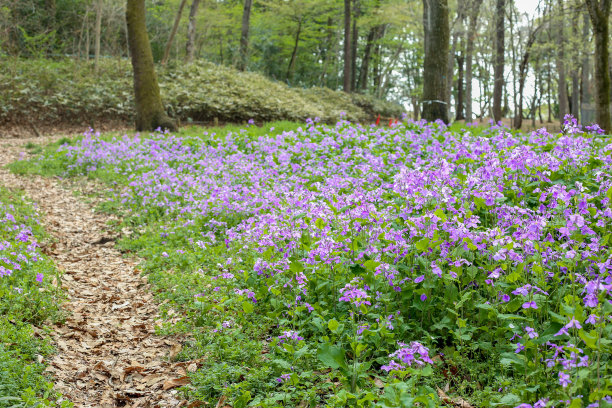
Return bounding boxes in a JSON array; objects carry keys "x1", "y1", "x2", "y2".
[{"x1": 0, "y1": 0, "x2": 610, "y2": 129}]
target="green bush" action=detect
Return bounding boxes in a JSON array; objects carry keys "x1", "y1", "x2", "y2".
[{"x1": 0, "y1": 58, "x2": 404, "y2": 127}]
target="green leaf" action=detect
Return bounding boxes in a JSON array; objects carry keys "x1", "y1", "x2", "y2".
[
  {"x1": 607, "y1": 186, "x2": 612, "y2": 201},
  {"x1": 317, "y1": 343, "x2": 348, "y2": 371},
  {"x1": 315, "y1": 218, "x2": 327, "y2": 230},
  {"x1": 579, "y1": 329, "x2": 598, "y2": 349},
  {"x1": 434, "y1": 208, "x2": 447, "y2": 221},
  {"x1": 328, "y1": 318, "x2": 340, "y2": 333},
  {"x1": 290, "y1": 261, "x2": 304, "y2": 273},
  {"x1": 415, "y1": 237, "x2": 430, "y2": 252},
  {"x1": 242, "y1": 301, "x2": 254, "y2": 314}
]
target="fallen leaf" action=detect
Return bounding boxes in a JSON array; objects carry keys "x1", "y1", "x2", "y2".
[
  {"x1": 436, "y1": 387, "x2": 474, "y2": 408},
  {"x1": 214, "y1": 395, "x2": 227, "y2": 408},
  {"x1": 169, "y1": 343, "x2": 183, "y2": 360},
  {"x1": 162, "y1": 376, "x2": 191, "y2": 391}
]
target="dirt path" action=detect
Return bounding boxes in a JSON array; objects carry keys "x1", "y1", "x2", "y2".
[{"x1": 0, "y1": 136, "x2": 194, "y2": 408}]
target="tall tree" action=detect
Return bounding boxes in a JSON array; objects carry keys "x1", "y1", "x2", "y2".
[
  {"x1": 569, "y1": 9, "x2": 580, "y2": 119},
  {"x1": 126, "y1": 0, "x2": 176, "y2": 131},
  {"x1": 422, "y1": 0, "x2": 450, "y2": 123},
  {"x1": 94, "y1": 0, "x2": 102, "y2": 74},
  {"x1": 185, "y1": 0, "x2": 201, "y2": 63},
  {"x1": 161, "y1": 0, "x2": 188, "y2": 66},
  {"x1": 238, "y1": 0, "x2": 253, "y2": 71},
  {"x1": 350, "y1": 0, "x2": 359, "y2": 91},
  {"x1": 584, "y1": 0, "x2": 611, "y2": 132},
  {"x1": 343, "y1": 0, "x2": 352, "y2": 92},
  {"x1": 513, "y1": 20, "x2": 545, "y2": 129},
  {"x1": 555, "y1": 0, "x2": 569, "y2": 123},
  {"x1": 492, "y1": 0, "x2": 504, "y2": 123},
  {"x1": 464, "y1": 0, "x2": 483, "y2": 121},
  {"x1": 580, "y1": 11, "x2": 592, "y2": 124}
]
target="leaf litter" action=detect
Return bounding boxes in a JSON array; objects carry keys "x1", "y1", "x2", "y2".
[{"x1": 0, "y1": 136, "x2": 198, "y2": 407}]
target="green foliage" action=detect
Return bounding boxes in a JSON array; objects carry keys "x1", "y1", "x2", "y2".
[
  {"x1": 0, "y1": 58, "x2": 403, "y2": 128},
  {"x1": 0, "y1": 187, "x2": 69, "y2": 407}
]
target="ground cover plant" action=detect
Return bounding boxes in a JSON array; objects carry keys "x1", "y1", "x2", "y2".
[
  {"x1": 0, "y1": 187, "x2": 68, "y2": 407},
  {"x1": 14, "y1": 116, "x2": 612, "y2": 407},
  {"x1": 0, "y1": 58, "x2": 404, "y2": 131}
]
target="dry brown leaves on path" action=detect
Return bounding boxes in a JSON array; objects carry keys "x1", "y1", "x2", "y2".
[{"x1": 0, "y1": 135, "x2": 198, "y2": 407}]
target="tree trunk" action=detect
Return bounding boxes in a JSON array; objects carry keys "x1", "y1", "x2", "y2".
[
  {"x1": 555, "y1": 0, "x2": 569, "y2": 124},
  {"x1": 161, "y1": 0, "x2": 188, "y2": 66},
  {"x1": 357, "y1": 27, "x2": 375, "y2": 91},
  {"x1": 286, "y1": 19, "x2": 302, "y2": 82},
  {"x1": 185, "y1": 0, "x2": 201, "y2": 63},
  {"x1": 455, "y1": 53, "x2": 465, "y2": 120},
  {"x1": 585, "y1": 0, "x2": 611, "y2": 132},
  {"x1": 85, "y1": 23, "x2": 90, "y2": 60},
  {"x1": 319, "y1": 17, "x2": 334, "y2": 86},
  {"x1": 343, "y1": 0, "x2": 352, "y2": 93},
  {"x1": 372, "y1": 25, "x2": 386, "y2": 94},
  {"x1": 350, "y1": 0, "x2": 359, "y2": 92},
  {"x1": 126, "y1": 0, "x2": 176, "y2": 131},
  {"x1": 238, "y1": 0, "x2": 253, "y2": 71},
  {"x1": 547, "y1": 67, "x2": 552, "y2": 122},
  {"x1": 94, "y1": 0, "x2": 102, "y2": 72},
  {"x1": 513, "y1": 24, "x2": 543, "y2": 129},
  {"x1": 580, "y1": 11, "x2": 592, "y2": 124},
  {"x1": 492, "y1": 0, "x2": 504, "y2": 123},
  {"x1": 422, "y1": 0, "x2": 450, "y2": 123},
  {"x1": 465, "y1": 0, "x2": 483, "y2": 122}
]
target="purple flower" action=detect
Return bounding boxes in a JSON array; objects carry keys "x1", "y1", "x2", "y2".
[
  {"x1": 558, "y1": 371, "x2": 571, "y2": 387},
  {"x1": 276, "y1": 373, "x2": 291, "y2": 383},
  {"x1": 585, "y1": 314, "x2": 599, "y2": 325},
  {"x1": 515, "y1": 343, "x2": 525, "y2": 353},
  {"x1": 414, "y1": 275, "x2": 425, "y2": 284},
  {"x1": 339, "y1": 281, "x2": 371, "y2": 308},
  {"x1": 566, "y1": 318, "x2": 582, "y2": 329},
  {"x1": 382, "y1": 342, "x2": 433, "y2": 371},
  {"x1": 534, "y1": 400, "x2": 547, "y2": 408},
  {"x1": 35, "y1": 273, "x2": 43, "y2": 283},
  {"x1": 420, "y1": 293, "x2": 427, "y2": 301},
  {"x1": 277, "y1": 330, "x2": 304, "y2": 343},
  {"x1": 522, "y1": 301, "x2": 538, "y2": 309},
  {"x1": 525, "y1": 326, "x2": 539, "y2": 339}
]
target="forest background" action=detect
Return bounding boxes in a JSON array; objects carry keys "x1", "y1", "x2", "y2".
[{"x1": 0, "y1": 0, "x2": 610, "y2": 131}]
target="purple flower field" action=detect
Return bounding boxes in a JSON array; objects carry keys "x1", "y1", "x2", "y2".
[{"x1": 39, "y1": 116, "x2": 611, "y2": 407}]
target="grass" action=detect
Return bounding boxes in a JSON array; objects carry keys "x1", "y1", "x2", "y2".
[{"x1": 0, "y1": 187, "x2": 70, "y2": 407}]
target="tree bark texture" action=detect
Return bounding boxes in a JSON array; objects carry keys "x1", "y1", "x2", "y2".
[
  {"x1": 422, "y1": 0, "x2": 450, "y2": 123},
  {"x1": 286, "y1": 20, "x2": 302, "y2": 82},
  {"x1": 464, "y1": 0, "x2": 483, "y2": 121},
  {"x1": 238, "y1": 0, "x2": 253, "y2": 71},
  {"x1": 343, "y1": 0, "x2": 352, "y2": 93},
  {"x1": 555, "y1": 0, "x2": 569, "y2": 124},
  {"x1": 185, "y1": 0, "x2": 201, "y2": 63},
  {"x1": 580, "y1": 11, "x2": 592, "y2": 124},
  {"x1": 357, "y1": 27, "x2": 375, "y2": 90},
  {"x1": 492, "y1": 0, "x2": 504, "y2": 123},
  {"x1": 126, "y1": 0, "x2": 176, "y2": 131},
  {"x1": 350, "y1": 0, "x2": 359, "y2": 92},
  {"x1": 585, "y1": 0, "x2": 611, "y2": 132},
  {"x1": 455, "y1": 52, "x2": 465, "y2": 120},
  {"x1": 94, "y1": 0, "x2": 102, "y2": 74},
  {"x1": 161, "y1": 0, "x2": 188, "y2": 66}
]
